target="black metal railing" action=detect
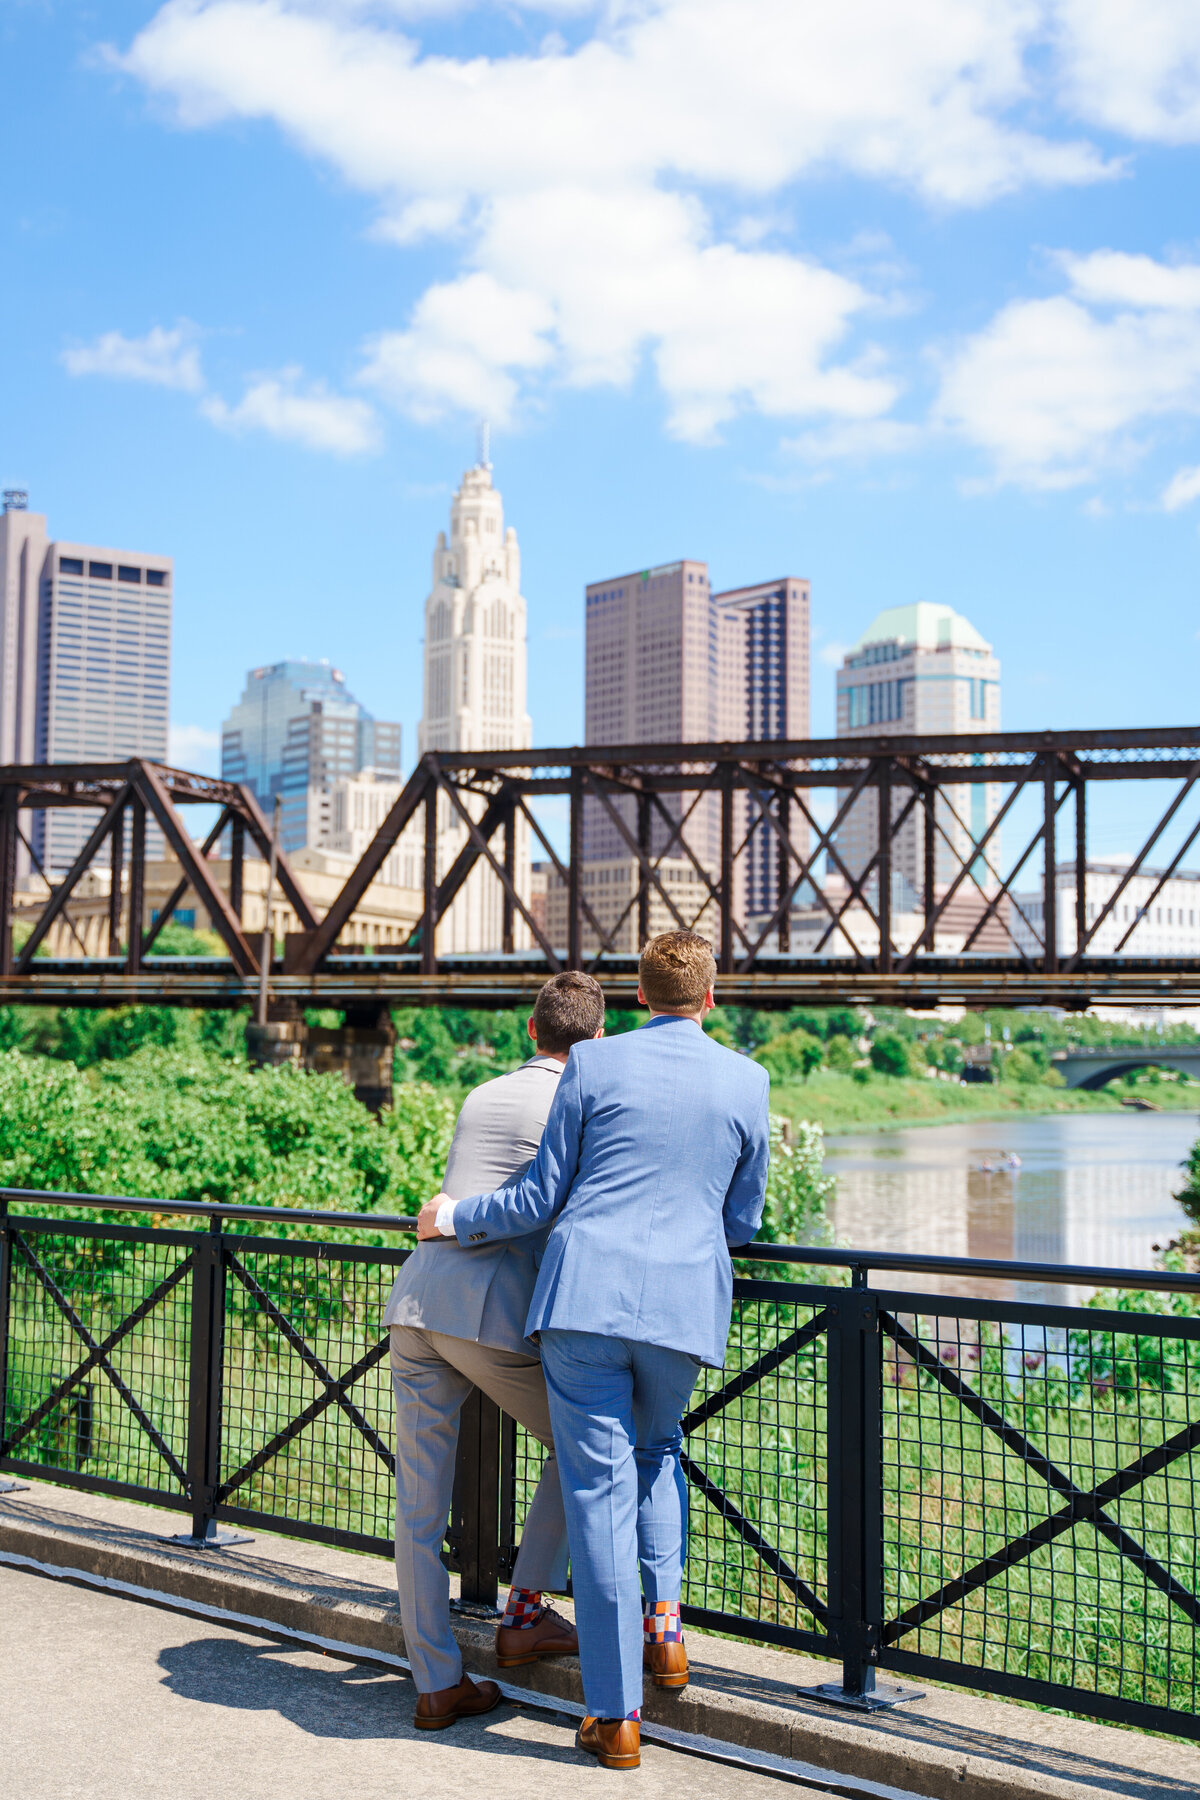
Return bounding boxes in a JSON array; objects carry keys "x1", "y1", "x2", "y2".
[{"x1": 3, "y1": 1188, "x2": 1200, "y2": 1737}]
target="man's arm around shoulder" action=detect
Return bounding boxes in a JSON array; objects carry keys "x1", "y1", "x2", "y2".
[{"x1": 450, "y1": 1052, "x2": 586, "y2": 1247}]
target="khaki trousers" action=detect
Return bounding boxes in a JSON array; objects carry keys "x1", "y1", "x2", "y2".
[{"x1": 389, "y1": 1325, "x2": 569, "y2": 1693}]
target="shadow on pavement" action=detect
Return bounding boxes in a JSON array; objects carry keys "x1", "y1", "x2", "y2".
[{"x1": 156, "y1": 1636, "x2": 581, "y2": 1762}]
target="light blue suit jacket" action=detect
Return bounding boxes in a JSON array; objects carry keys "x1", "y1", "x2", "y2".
[{"x1": 452, "y1": 1016, "x2": 770, "y2": 1366}]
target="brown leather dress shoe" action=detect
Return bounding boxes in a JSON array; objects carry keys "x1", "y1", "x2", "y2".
[
  {"x1": 578, "y1": 1715, "x2": 641, "y2": 1770},
  {"x1": 643, "y1": 1638, "x2": 689, "y2": 1689},
  {"x1": 414, "y1": 1672, "x2": 503, "y2": 1730},
  {"x1": 495, "y1": 1605, "x2": 579, "y2": 1669}
]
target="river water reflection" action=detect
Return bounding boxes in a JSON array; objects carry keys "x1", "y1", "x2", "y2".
[{"x1": 823, "y1": 1110, "x2": 1199, "y2": 1302}]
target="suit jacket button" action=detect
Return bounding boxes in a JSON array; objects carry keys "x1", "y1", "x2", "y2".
[{"x1": 469, "y1": 1232, "x2": 485, "y2": 1242}]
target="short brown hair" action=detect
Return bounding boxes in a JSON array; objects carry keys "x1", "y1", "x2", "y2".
[
  {"x1": 531, "y1": 970, "x2": 606, "y2": 1054},
  {"x1": 638, "y1": 930, "x2": 717, "y2": 1013}
]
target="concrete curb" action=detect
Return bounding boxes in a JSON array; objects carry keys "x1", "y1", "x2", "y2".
[{"x1": 0, "y1": 1484, "x2": 1193, "y2": 1800}]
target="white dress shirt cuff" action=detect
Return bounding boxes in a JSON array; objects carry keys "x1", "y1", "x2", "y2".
[{"x1": 435, "y1": 1198, "x2": 459, "y2": 1237}]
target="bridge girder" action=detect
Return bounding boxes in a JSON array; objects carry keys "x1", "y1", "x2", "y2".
[{"x1": 2, "y1": 728, "x2": 1200, "y2": 1009}]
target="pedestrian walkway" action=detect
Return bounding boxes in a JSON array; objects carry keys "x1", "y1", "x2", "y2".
[{"x1": 1, "y1": 1566, "x2": 833, "y2": 1800}]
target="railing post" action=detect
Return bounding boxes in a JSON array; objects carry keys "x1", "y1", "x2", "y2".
[
  {"x1": 452, "y1": 1386, "x2": 500, "y2": 1612},
  {"x1": 0, "y1": 1197, "x2": 15, "y2": 1484},
  {"x1": 805, "y1": 1272, "x2": 918, "y2": 1710},
  {"x1": 176, "y1": 1216, "x2": 248, "y2": 1546}
]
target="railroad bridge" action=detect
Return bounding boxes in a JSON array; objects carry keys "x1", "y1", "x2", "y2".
[{"x1": 0, "y1": 726, "x2": 1199, "y2": 1028}]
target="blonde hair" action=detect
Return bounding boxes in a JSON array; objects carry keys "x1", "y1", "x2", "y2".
[{"x1": 638, "y1": 930, "x2": 717, "y2": 1013}]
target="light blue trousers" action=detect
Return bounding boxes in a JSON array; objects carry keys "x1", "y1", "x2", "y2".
[{"x1": 539, "y1": 1328, "x2": 700, "y2": 1720}]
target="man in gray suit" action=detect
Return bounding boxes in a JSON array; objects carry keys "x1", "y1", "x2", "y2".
[{"x1": 384, "y1": 970, "x2": 606, "y2": 1729}]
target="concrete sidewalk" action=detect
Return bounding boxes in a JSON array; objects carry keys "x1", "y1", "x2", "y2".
[
  {"x1": 1, "y1": 1479, "x2": 1195, "y2": 1800},
  {"x1": 1, "y1": 1564, "x2": 814, "y2": 1800}
]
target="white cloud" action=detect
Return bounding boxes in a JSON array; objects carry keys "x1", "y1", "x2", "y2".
[
  {"x1": 169, "y1": 723, "x2": 220, "y2": 768},
  {"x1": 115, "y1": 0, "x2": 1125, "y2": 442},
  {"x1": 201, "y1": 367, "x2": 382, "y2": 453},
  {"x1": 1056, "y1": 0, "x2": 1200, "y2": 144},
  {"x1": 783, "y1": 419, "x2": 923, "y2": 463},
  {"x1": 818, "y1": 640, "x2": 850, "y2": 669},
  {"x1": 936, "y1": 250, "x2": 1200, "y2": 488},
  {"x1": 61, "y1": 324, "x2": 204, "y2": 391},
  {"x1": 1162, "y1": 465, "x2": 1200, "y2": 512},
  {"x1": 360, "y1": 273, "x2": 554, "y2": 425}
]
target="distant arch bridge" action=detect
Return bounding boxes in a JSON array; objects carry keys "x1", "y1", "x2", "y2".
[{"x1": 1051, "y1": 1048, "x2": 1200, "y2": 1089}]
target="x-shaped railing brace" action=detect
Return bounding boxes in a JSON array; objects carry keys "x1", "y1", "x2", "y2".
[
  {"x1": 678, "y1": 1308, "x2": 831, "y2": 1630},
  {"x1": 883, "y1": 1313, "x2": 1200, "y2": 1642},
  {"x1": 214, "y1": 1253, "x2": 393, "y2": 1504},
  {"x1": 2, "y1": 1232, "x2": 190, "y2": 1485}
]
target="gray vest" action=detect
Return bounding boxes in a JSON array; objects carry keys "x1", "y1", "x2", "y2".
[{"x1": 382, "y1": 1056, "x2": 562, "y2": 1354}]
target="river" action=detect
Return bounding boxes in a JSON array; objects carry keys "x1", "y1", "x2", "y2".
[{"x1": 823, "y1": 1109, "x2": 1199, "y2": 1300}]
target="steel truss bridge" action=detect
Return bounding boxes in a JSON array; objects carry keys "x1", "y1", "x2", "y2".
[{"x1": 3, "y1": 726, "x2": 1200, "y2": 1011}]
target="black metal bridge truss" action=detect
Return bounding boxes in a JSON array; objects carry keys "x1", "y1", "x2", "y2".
[{"x1": 4, "y1": 725, "x2": 1200, "y2": 1008}]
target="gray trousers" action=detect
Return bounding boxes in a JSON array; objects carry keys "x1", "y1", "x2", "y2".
[{"x1": 389, "y1": 1325, "x2": 569, "y2": 1693}]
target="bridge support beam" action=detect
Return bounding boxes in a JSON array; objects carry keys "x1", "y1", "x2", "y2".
[
  {"x1": 304, "y1": 1003, "x2": 396, "y2": 1113},
  {"x1": 246, "y1": 999, "x2": 307, "y2": 1075}
]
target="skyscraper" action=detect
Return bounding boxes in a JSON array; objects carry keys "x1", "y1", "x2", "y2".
[
  {"x1": 584, "y1": 560, "x2": 716, "y2": 866},
  {"x1": 835, "y1": 602, "x2": 1001, "y2": 908},
  {"x1": 417, "y1": 453, "x2": 531, "y2": 951},
  {"x1": 582, "y1": 563, "x2": 810, "y2": 938},
  {"x1": 221, "y1": 659, "x2": 402, "y2": 856},
  {"x1": 713, "y1": 577, "x2": 810, "y2": 922},
  {"x1": 0, "y1": 491, "x2": 173, "y2": 872}
]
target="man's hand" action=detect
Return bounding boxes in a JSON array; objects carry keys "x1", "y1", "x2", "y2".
[{"x1": 416, "y1": 1193, "x2": 451, "y2": 1240}]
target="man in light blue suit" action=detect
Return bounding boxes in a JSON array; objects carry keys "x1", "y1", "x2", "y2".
[{"x1": 418, "y1": 930, "x2": 770, "y2": 1770}]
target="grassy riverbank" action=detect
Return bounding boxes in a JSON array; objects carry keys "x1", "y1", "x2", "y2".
[{"x1": 767, "y1": 1069, "x2": 1200, "y2": 1134}]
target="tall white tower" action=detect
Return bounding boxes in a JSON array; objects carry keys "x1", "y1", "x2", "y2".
[{"x1": 417, "y1": 449, "x2": 532, "y2": 951}]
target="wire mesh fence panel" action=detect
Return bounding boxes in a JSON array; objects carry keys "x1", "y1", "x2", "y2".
[
  {"x1": 215, "y1": 1242, "x2": 403, "y2": 1547},
  {"x1": 879, "y1": 1293, "x2": 1200, "y2": 1723},
  {"x1": 502, "y1": 1282, "x2": 831, "y2": 1647},
  {"x1": 681, "y1": 1288, "x2": 830, "y2": 1644},
  {"x1": 2, "y1": 1224, "x2": 192, "y2": 1498}
]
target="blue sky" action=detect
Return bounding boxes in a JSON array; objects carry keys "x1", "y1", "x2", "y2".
[{"x1": 4, "y1": 0, "x2": 1200, "y2": 860}]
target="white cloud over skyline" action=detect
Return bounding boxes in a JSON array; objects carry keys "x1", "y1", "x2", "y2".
[
  {"x1": 936, "y1": 250, "x2": 1200, "y2": 488},
  {"x1": 61, "y1": 324, "x2": 204, "y2": 391},
  {"x1": 86, "y1": 1, "x2": 1200, "y2": 486},
  {"x1": 201, "y1": 369, "x2": 383, "y2": 454},
  {"x1": 116, "y1": 0, "x2": 1117, "y2": 447}
]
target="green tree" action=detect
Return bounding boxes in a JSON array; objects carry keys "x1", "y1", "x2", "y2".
[
  {"x1": 869, "y1": 1030, "x2": 915, "y2": 1079},
  {"x1": 824, "y1": 1033, "x2": 857, "y2": 1073},
  {"x1": 754, "y1": 1027, "x2": 824, "y2": 1083}
]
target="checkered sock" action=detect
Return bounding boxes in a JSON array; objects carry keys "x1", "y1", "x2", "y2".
[
  {"x1": 643, "y1": 1599, "x2": 683, "y2": 1644},
  {"x1": 500, "y1": 1585, "x2": 544, "y2": 1629}
]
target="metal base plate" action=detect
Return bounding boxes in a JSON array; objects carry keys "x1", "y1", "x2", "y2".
[
  {"x1": 450, "y1": 1598, "x2": 502, "y2": 1621},
  {"x1": 0, "y1": 1477, "x2": 30, "y2": 1495},
  {"x1": 800, "y1": 1680, "x2": 925, "y2": 1713},
  {"x1": 166, "y1": 1528, "x2": 255, "y2": 1549}
]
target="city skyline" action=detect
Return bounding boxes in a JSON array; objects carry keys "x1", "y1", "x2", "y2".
[{"x1": 5, "y1": 0, "x2": 1200, "y2": 855}]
